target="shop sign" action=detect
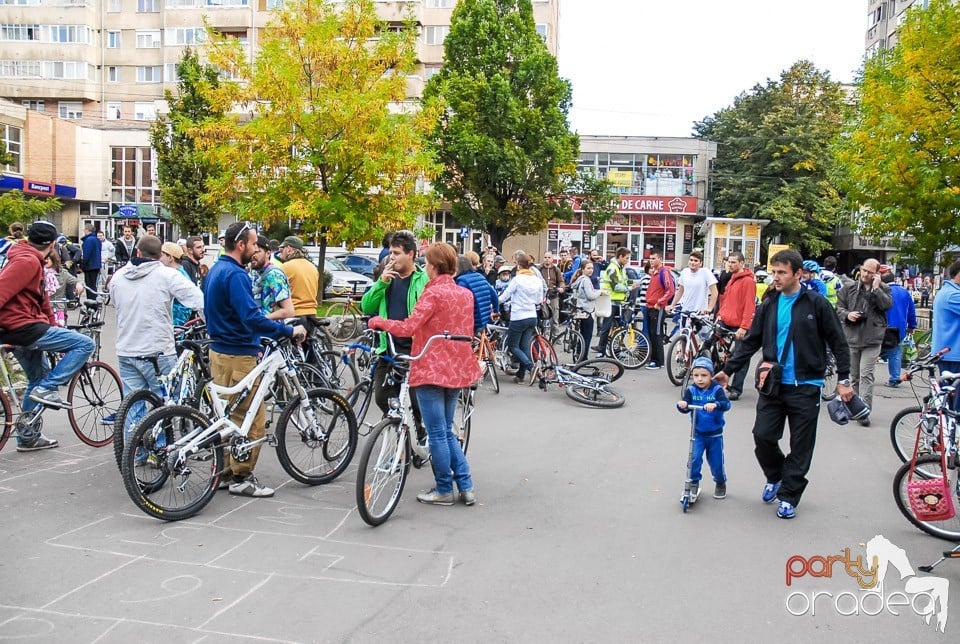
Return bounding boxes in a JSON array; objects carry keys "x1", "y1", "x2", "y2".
[
  {"x1": 607, "y1": 170, "x2": 633, "y2": 188},
  {"x1": 24, "y1": 180, "x2": 53, "y2": 195}
]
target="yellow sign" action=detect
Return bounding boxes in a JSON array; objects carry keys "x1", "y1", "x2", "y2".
[
  {"x1": 745, "y1": 224, "x2": 760, "y2": 238},
  {"x1": 767, "y1": 244, "x2": 791, "y2": 270},
  {"x1": 607, "y1": 170, "x2": 633, "y2": 188},
  {"x1": 713, "y1": 223, "x2": 729, "y2": 237}
]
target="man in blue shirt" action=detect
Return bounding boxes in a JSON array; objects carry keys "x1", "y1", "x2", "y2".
[
  {"x1": 716, "y1": 249, "x2": 853, "y2": 521},
  {"x1": 80, "y1": 223, "x2": 102, "y2": 296},
  {"x1": 933, "y1": 259, "x2": 960, "y2": 377},
  {"x1": 880, "y1": 270, "x2": 917, "y2": 387},
  {"x1": 204, "y1": 221, "x2": 306, "y2": 498}
]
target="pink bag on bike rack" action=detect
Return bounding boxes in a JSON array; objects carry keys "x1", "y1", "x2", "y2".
[{"x1": 906, "y1": 416, "x2": 956, "y2": 522}]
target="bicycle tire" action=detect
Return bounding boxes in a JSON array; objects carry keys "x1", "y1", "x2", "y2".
[
  {"x1": 570, "y1": 358, "x2": 625, "y2": 383},
  {"x1": 455, "y1": 388, "x2": 473, "y2": 454},
  {"x1": 317, "y1": 350, "x2": 360, "y2": 392},
  {"x1": 348, "y1": 380, "x2": 375, "y2": 435},
  {"x1": 485, "y1": 357, "x2": 500, "y2": 394},
  {"x1": 666, "y1": 335, "x2": 692, "y2": 387},
  {"x1": 564, "y1": 383, "x2": 625, "y2": 408},
  {"x1": 890, "y1": 406, "x2": 940, "y2": 463},
  {"x1": 356, "y1": 417, "x2": 409, "y2": 527},
  {"x1": 892, "y1": 454, "x2": 960, "y2": 541},
  {"x1": 821, "y1": 357, "x2": 839, "y2": 401},
  {"x1": 552, "y1": 328, "x2": 585, "y2": 366},
  {"x1": 113, "y1": 389, "x2": 164, "y2": 472},
  {"x1": 0, "y1": 390, "x2": 11, "y2": 453},
  {"x1": 121, "y1": 405, "x2": 222, "y2": 521},
  {"x1": 324, "y1": 302, "x2": 360, "y2": 343},
  {"x1": 275, "y1": 388, "x2": 358, "y2": 485},
  {"x1": 609, "y1": 326, "x2": 650, "y2": 369},
  {"x1": 68, "y1": 361, "x2": 123, "y2": 447}
]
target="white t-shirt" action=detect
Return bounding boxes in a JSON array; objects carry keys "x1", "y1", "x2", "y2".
[{"x1": 678, "y1": 267, "x2": 717, "y2": 311}]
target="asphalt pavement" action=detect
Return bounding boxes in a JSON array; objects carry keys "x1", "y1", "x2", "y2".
[{"x1": 0, "y1": 309, "x2": 956, "y2": 642}]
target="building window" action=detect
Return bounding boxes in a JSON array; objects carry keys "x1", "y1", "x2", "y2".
[
  {"x1": 108, "y1": 0, "x2": 121, "y2": 10},
  {"x1": 107, "y1": 65, "x2": 119, "y2": 82},
  {"x1": 21, "y1": 100, "x2": 44, "y2": 112},
  {"x1": 111, "y1": 146, "x2": 157, "y2": 204},
  {"x1": 423, "y1": 65, "x2": 441, "y2": 82},
  {"x1": 134, "y1": 102, "x2": 156, "y2": 120},
  {"x1": 0, "y1": 60, "x2": 40, "y2": 77},
  {"x1": 166, "y1": 27, "x2": 204, "y2": 45},
  {"x1": 426, "y1": 0, "x2": 454, "y2": 7},
  {"x1": 2, "y1": 124, "x2": 21, "y2": 173},
  {"x1": 107, "y1": 30, "x2": 121, "y2": 48},
  {"x1": 0, "y1": 24, "x2": 39, "y2": 41},
  {"x1": 59, "y1": 100, "x2": 83, "y2": 119},
  {"x1": 204, "y1": 0, "x2": 248, "y2": 6},
  {"x1": 166, "y1": 0, "x2": 197, "y2": 5},
  {"x1": 424, "y1": 25, "x2": 449, "y2": 45},
  {"x1": 136, "y1": 0, "x2": 158, "y2": 12},
  {"x1": 164, "y1": 63, "x2": 179, "y2": 82},
  {"x1": 106, "y1": 102, "x2": 121, "y2": 120},
  {"x1": 265, "y1": 0, "x2": 283, "y2": 8},
  {"x1": 136, "y1": 29, "x2": 161, "y2": 48},
  {"x1": 43, "y1": 61, "x2": 93, "y2": 80},
  {"x1": 212, "y1": 28, "x2": 247, "y2": 45},
  {"x1": 42, "y1": 25, "x2": 90, "y2": 44},
  {"x1": 136, "y1": 65, "x2": 162, "y2": 82},
  {"x1": 535, "y1": 23, "x2": 548, "y2": 41}
]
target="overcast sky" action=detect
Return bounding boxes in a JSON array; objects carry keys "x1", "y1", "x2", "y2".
[{"x1": 556, "y1": 0, "x2": 867, "y2": 137}]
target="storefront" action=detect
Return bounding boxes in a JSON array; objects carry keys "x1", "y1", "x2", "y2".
[
  {"x1": 702, "y1": 217, "x2": 769, "y2": 272},
  {"x1": 546, "y1": 195, "x2": 699, "y2": 268}
]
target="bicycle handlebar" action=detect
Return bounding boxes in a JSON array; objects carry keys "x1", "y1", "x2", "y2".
[
  {"x1": 902, "y1": 347, "x2": 950, "y2": 380},
  {"x1": 385, "y1": 332, "x2": 473, "y2": 362}
]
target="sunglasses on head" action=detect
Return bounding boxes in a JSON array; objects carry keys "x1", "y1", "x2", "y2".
[{"x1": 233, "y1": 222, "x2": 252, "y2": 243}]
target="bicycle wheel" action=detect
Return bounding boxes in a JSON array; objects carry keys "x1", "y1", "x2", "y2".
[
  {"x1": 67, "y1": 361, "x2": 122, "y2": 447},
  {"x1": 324, "y1": 302, "x2": 360, "y2": 343},
  {"x1": 0, "y1": 391, "x2": 11, "y2": 453},
  {"x1": 356, "y1": 418, "x2": 410, "y2": 527},
  {"x1": 890, "y1": 406, "x2": 940, "y2": 463},
  {"x1": 275, "y1": 388, "x2": 358, "y2": 485},
  {"x1": 484, "y1": 356, "x2": 500, "y2": 394},
  {"x1": 666, "y1": 335, "x2": 692, "y2": 387},
  {"x1": 893, "y1": 454, "x2": 960, "y2": 541},
  {"x1": 609, "y1": 326, "x2": 650, "y2": 369},
  {"x1": 564, "y1": 383, "x2": 625, "y2": 408},
  {"x1": 552, "y1": 328, "x2": 585, "y2": 366},
  {"x1": 121, "y1": 405, "x2": 222, "y2": 521},
  {"x1": 454, "y1": 388, "x2": 473, "y2": 454},
  {"x1": 570, "y1": 358, "x2": 625, "y2": 383},
  {"x1": 317, "y1": 350, "x2": 360, "y2": 392},
  {"x1": 529, "y1": 334, "x2": 558, "y2": 383},
  {"x1": 113, "y1": 389, "x2": 164, "y2": 472},
  {"x1": 821, "y1": 357, "x2": 838, "y2": 401}
]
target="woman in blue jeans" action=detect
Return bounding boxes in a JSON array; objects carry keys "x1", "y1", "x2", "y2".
[{"x1": 499, "y1": 253, "x2": 546, "y2": 383}]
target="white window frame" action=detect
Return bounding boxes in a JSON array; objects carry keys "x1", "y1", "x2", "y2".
[
  {"x1": 43, "y1": 61, "x2": 92, "y2": 80},
  {"x1": 106, "y1": 101, "x2": 121, "y2": 120},
  {"x1": 0, "y1": 24, "x2": 39, "y2": 41},
  {"x1": 136, "y1": 65, "x2": 162, "y2": 82},
  {"x1": 165, "y1": 27, "x2": 204, "y2": 45},
  {"x1": 535, "y1": 23, "x2": 548, "y2": 41},
  {"x1": 107, "y1": 30, "x2": 121, "y2": 48},
  {"x1": 59, "y1": 100, "x2": 83, "y2": 119},
  {"x1": 108, "y1": 0, "x2": 121, "y2": 10},
  {"x1": 424, "y1": 25, "x2": 449, "y2": 45},
  {"x1": 164, "y1": 62, "x2": 179, "y2": 82},
  {"x1": 107, "y1": 65, "x2": 119, "y2": 82},
  {"x1": 136, "y1": 0, "x2": 158, "y2": 12},
  {"x1": 1, "y1": 124, "x2": 21, "y2": 173},
  {"x1": 134, "y1": 102, "x2": 156, "y2": 121},
  {"x1": 136, "y1": 29, "x2": 161, "y2": 48},
  {"x1": 426, "y1": 0, "x2": 454, "y2": 7},
  {"x1": 21, "y1": 99, "x2": 44, "y2": 112}
]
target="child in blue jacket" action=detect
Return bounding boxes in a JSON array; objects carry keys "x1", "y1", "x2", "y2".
[{"x1": 677, "y1": 356, "x2": 731, "y2": 501}]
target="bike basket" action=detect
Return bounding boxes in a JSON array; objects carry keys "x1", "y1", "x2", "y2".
[{"x1": 906, "y1": 477, "x2": 956, "y2": 522}]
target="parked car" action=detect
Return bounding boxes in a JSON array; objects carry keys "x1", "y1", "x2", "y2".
[
  {"x1": 335, "y1": 253, "x2": 378, "y2": 279},
  {"x1": 324, "y1": 258, "x2": 373, "y2": 298}
]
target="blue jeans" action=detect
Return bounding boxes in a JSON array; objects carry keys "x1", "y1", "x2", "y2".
[
  {"x1": 414, "y1": 385, "x2": 473, "y2": 496},
  {"x1": 506, "y1": 317, "x2": 537, "y2": 378},
  {"x1": 691, "y1": 433, "x2": 726, "y2": 483},
  {"x1": 118, "y1": 354, "x2": 177, "y2": 438},
  {"x1": 13, "y1": 326, "x2": 95, "y2": 415},
  {"x1": 880, "y1": 344, "x2": 902, "y2": 385}
]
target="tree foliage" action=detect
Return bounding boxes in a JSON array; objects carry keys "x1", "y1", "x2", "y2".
[
  {"x1": 150, "y1": 49, "x2": 225, "y2": 236},
  {"x1": 196, "y1": 0, "x2": 438, "y2": 272},
  {"x1": 424, "y1": 0, "x2": 613, "y2": 250},
  {"x1": 0, "y1": 190, "x2": 61, "y2": 230},
  {"x1": 694, "y1": 60, "x2": 847, "y2": 256},
  {"x1": 833, "y1": 0, "x2": 960, "y2": 264},
  {"x1": 0, "y1": 140, "x2": 12, "y2": 167}
]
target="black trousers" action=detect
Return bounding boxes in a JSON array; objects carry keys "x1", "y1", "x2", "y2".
[
  {"x1": 645, "y1": 307, "x2": 665, "y2": 366},
  {"x1": 373, "y1": 358, "x2": 422, "y2": 427},
  {"x1": 83, "y1": 269, "x2": 99, "y2": 295},
  {"x1": 752, "y1": 384, "x2": 821, "y2": 506}
]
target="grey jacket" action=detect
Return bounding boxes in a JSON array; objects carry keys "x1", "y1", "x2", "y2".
[{"x1": 835, "y1": 279, "x2": 893, "y2": 348}]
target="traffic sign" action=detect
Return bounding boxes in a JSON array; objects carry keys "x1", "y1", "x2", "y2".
[{"x1": 460, "y1": 226, "x2": 470, "y2": 239}]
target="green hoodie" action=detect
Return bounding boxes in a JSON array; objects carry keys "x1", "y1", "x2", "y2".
[{"x1": 360, "y1": 264, "x2": 428, "y2": 353}]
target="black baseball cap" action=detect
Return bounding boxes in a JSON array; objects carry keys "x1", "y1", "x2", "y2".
[
  {"x1": 27, "y1": 221, "x2": 58, "y2": 245},
  {"x1": 256, "y1": 234, "x2": 271, "y2": 250}
]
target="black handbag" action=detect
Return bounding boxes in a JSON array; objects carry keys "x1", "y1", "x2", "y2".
[
  {"x1": 882, "y1": 326, "x2": 901, "y2": 350},
  {"x1": 536, "y1": 301, "x2": 553, "y2": 321}
]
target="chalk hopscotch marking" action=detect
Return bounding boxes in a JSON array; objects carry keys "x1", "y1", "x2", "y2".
[{"x1": 120, "y1": 575, "x2": 202, "y2": 604}]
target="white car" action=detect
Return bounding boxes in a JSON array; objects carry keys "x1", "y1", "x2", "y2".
[{"x1": 324, "y1": 258, "x2": 372, "y2": 298}]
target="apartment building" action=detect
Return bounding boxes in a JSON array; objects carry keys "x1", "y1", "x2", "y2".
[
  {"x1": 865, "y1": 0, "x2": 929, "y2": 53},
  {"x1": 0, "y1": 0, "x2": 560, "y2": 238}
]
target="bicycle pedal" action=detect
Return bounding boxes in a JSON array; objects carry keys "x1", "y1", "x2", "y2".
[{"x1": 266, "y1": 434, "x2": 278, "y2": 447}]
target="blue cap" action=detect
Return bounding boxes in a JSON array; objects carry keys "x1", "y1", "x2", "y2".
[{"x1": 691, "y1": 356, "x2": 714, "y2": 375}]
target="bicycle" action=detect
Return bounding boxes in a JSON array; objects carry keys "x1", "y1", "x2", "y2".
[
  {"x1": 355, "y1": 332, "x2": 475, "y2": 527},
  {"x1": 473, "y1": 324, "x2": 502, "y2": 393},
  {"x1": 324, "y1": 280, "x2": 368, "y2": 343},
  {"x1": 534, "y1": 357, "x2": 625, "y2": 408},
  {"x1": 549, "y1": 303, "x2": 586, "y2": 366},
  {"x1": 606, "y1": 303, "x2": 651, "y2": 369},
  {"x1": 665, "y1": 312, "x2": 717, "y2": 388},
  {"x1": 120, "y1": 334, "x2": 358, "y2": 521},
  {"x1": 890, "y1": 348, "x2": 954, "y2": 463}
]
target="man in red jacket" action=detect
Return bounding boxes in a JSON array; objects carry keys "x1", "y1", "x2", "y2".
[
  {"x1": 716, "y1": 251, "x2": 756, "y2": 400},
  {"x1": 0, "y1": 221, "x2": 95, "y2": 451},
  {"x1": 643, "y1": 252, "x2": 675, "y2": 370}
]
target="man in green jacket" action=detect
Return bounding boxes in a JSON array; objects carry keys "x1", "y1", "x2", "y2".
[{"x1": 360, "y1": 230, "x2": 428, "y2": 419}]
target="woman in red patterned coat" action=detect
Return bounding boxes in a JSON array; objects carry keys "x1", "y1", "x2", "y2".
[{"x1": 367, "y1": 242, "x2": 481, "y2": 507}]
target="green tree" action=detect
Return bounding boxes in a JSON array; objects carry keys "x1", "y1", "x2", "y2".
[
  {"x1": 0, "y1": 140, "x2": 12, "y2": 167},
  {"x1": 0, "y1": 191, "x2": 61, "y2": 230},
  {"x1": 150, "y1": 49, "x2": 225, "y2": 236},
  {"x1": 196, "y1": 0, "x2": 438, "y2": 279},
  {"x1": 833, "y1": 0, "x2": 960, "y2": 264},
  {"x1": 694, "y1": 60, "x2": 847, "y2": 255},
  {"x1": 424, "y1": 0, "x2": 615, "y2": 251}
]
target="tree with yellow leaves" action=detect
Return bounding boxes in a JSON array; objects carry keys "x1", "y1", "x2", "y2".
[
  {"x1": 196, "y1": 0, "x2": 438, "y2": 273},
  {"x1": 834, "y1": 0, "x2": 960, "y2": 264}
]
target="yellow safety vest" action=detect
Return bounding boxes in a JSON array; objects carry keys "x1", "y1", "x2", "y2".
[{"x1": 601, "y1": 262, "x2": 628, "y2": 302}]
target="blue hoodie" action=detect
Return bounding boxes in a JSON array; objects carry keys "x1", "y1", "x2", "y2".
[
  {"x1": 933, "y1": 279, "x2": 960, "y2": 362},
  {"x1": 885, "y1": 283, "x2": 917, "y2": 342},
  {"x1": 678, "y1": 382, "x2": 730, "y2": 436}
]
